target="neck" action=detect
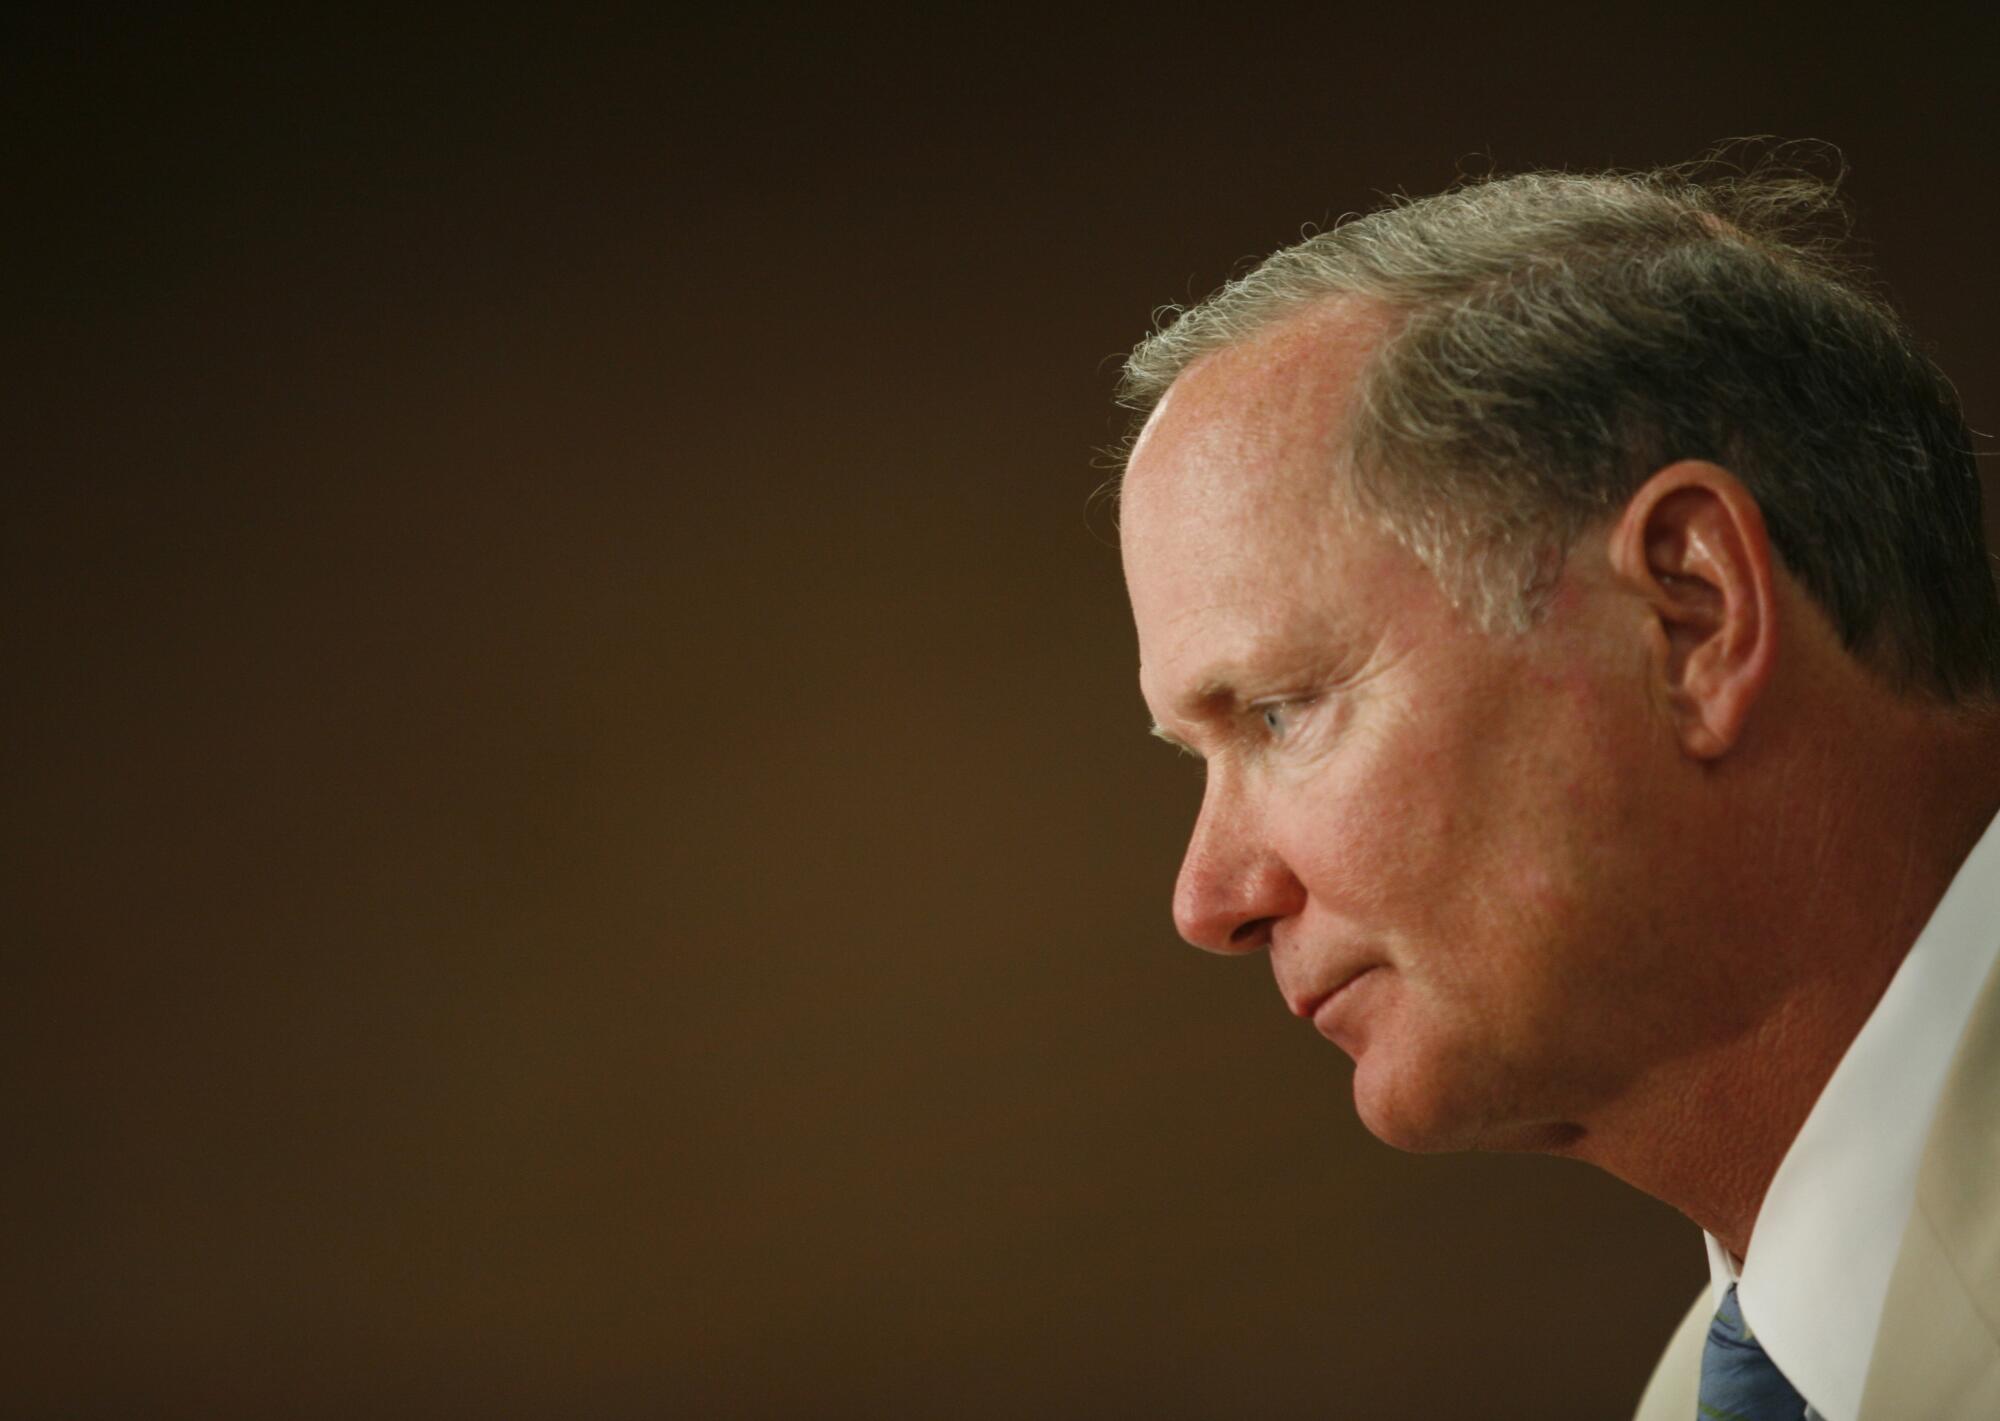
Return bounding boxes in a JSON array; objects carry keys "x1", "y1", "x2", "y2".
[{"x1": 1556, "y1": 695, "x2": 2000, "y2": 1260}]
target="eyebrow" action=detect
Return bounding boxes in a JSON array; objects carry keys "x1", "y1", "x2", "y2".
[
  {"x1": 1145, "y1": 675, "x2": 1250, "y2": 755},
  {"x1": 1142, "y1": 622, "x2": 1370, "y2": 755}
]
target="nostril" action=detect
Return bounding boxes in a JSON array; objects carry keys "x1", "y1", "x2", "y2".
[{"x1": 1228, "y1": 916, "x2": 1277, "y2": 951}]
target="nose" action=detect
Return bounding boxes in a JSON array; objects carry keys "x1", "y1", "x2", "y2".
[{"x1": 1171, "y1": 774, "x2": 1306, "y2": 954}]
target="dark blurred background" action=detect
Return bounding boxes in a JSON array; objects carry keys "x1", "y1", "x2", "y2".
[{"x1": 9, "y1": 6, "x2": 1998, "y2": 1417}]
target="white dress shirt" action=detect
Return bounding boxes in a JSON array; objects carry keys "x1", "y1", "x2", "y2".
[{"x1": 1703, "y1": 807, "x2": 2000, "y2": 1421}]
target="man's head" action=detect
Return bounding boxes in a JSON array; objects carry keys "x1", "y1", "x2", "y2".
[
  {"x1": 1118, "y1": 156, "x2": 2000, "y2": 1163},
  {"x1": 1120, "y1": 157, "x2": 2000, "y2": 700}
]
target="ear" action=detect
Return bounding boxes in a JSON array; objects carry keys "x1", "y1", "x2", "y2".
[{"x1": 1606, "y1": 461, "x2": 1779, "y2": 760}]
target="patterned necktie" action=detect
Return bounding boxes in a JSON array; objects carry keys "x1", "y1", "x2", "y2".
[{"x1": 1698, "y1": 1284, "x2": 1809, "y2": 1421}]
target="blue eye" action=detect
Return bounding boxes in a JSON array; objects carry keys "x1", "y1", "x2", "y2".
[
  {"x1": 1257, "y1": 696, "x2": 1320, "y2": 740},
  {"x1": 1260, "y1": 701, "x2": 1304, "y2": 738}
]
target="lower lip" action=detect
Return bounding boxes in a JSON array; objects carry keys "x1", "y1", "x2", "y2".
[{"x1": 1311, "y1": 968, "x2": 1379, "y2": 1040}]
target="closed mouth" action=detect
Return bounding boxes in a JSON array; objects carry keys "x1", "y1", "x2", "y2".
[{"x1": 1300, "y1": 965, "x2": 1378, "y2": 1023}]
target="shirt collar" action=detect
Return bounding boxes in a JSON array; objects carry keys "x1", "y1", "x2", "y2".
[{"x1": 1703, "y1": 807, "x2": 2000, "y2": 1421}]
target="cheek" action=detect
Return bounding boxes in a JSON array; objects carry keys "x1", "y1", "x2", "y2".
[
  {"x1": 1297, "y1": 706, "x2": 1619, "y2": 957},
  {"x1": 1267, "y1": 731, "x2": 1477, "y2": 923},
  {"x1": 1472, "y1": 709, "x2": 1660, "y2": 1001}
]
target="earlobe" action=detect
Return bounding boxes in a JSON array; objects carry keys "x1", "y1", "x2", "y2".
[{"x1": 1607, "y1": 461, "x2": 1779, "y2": 760}]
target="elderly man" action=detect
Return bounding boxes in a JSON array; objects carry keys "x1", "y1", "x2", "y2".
[{"x1": 1116, "y1": 160, "x2": 2000, "y2": 1421}]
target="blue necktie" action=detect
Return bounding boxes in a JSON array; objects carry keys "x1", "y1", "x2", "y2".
[{"x1": 1698, "y1": 1284, "x2": 1808, "y2": 1421}]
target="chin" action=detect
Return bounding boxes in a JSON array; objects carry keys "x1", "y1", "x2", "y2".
[
  {"x1": 1353, "y1": 1087, "x2": 1477, "y2": 1154},
  {"x1": 1351, "y1": 1055, "x2": 1471, "y2": 1153},
  {"x1": 1351, "y1": 1055, "x2": 1583, "y2": 1156}
]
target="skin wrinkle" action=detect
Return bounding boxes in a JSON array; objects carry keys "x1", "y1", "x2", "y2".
[{"x1": 1122, "y1": 296, "x2": 2000, "y2": 1262}]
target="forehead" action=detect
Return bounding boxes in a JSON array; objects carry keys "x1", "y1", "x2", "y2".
[
  {"x1": 1120, "y1": 301, "x2": 1420, "y2": 717},
  {"x1": 1122, "y1": 299, "x2": 1388, "y2": 540}
]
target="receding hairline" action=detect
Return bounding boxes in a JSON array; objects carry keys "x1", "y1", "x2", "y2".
[{"x1": 1116, "y1": 293, "x2": 1399, "y2": 508}]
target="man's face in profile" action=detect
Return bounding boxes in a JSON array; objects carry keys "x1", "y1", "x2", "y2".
[{"x1": 1121, "y1": 303, "x2": 1698, "y2": 1156}]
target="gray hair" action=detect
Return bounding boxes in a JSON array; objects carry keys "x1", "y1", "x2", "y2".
[{"x1": 1118, "y1": 150, "x2": 2000, "y2": 703}]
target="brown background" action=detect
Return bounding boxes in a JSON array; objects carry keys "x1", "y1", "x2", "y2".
[{"x1": 10, "y1": 7, "x2": 2000, "y2": 1418}]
